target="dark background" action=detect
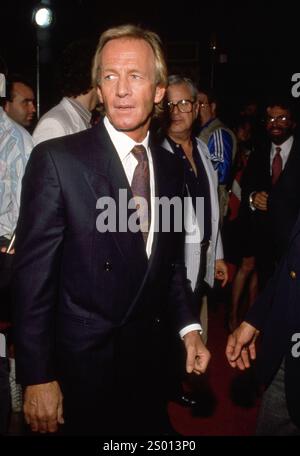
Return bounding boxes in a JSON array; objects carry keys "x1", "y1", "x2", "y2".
[{"x1": 1, "y1": 0, "x2": 299, "y2": 120}]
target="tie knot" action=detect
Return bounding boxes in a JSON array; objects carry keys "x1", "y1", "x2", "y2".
[
  {"x1": 131, "y1": 145, "x2": 148, "y2": 163},
  {"x1": 275, "y1": 146, "x2": 281, "y2": 155}
]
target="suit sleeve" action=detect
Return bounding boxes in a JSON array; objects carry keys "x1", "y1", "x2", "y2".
[
  {"x1": 245, "y1": 254, "x2": 285, "y2": 331},
  {"x1": 13, "y1": 146, "x2": 65, "y2": 386},
  {"x1": 207, "y1": 129, "x2": 233, "y2": 184}
]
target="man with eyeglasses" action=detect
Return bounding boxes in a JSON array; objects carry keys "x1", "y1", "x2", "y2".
[
  {"x1": 241, "y1": 97, "x2": 299, "y2": 290},
  {"x1": 160, "y1": 75, "x2": 227, "y2": 406}
]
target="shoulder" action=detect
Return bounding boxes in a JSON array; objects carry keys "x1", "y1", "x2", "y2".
[
  {"x1": 196, "y1": 137, "x2": 210, "y2": 157},
  {"x1": 34, "y1": 100, "x2": 75, "y2": 131},
  {"x1": 152, "y1": 142, "x2": 184, "y2": 174},
  {"x1": 0, "y1": 111, "x2": 33, "y2": 155}
]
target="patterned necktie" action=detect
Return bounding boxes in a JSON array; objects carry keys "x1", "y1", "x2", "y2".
[
  {"x1": 272, "y1": 146, "x2": 282, "y2": 185},
  {"x1": 131, "y1": 145, "x2": 151, "y2": 246}
]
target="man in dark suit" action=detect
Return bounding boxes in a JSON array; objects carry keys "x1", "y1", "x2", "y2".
[
  {"x1": 241, "y1": 97, "x2": 299, "y2": 289},
  {"x1": 13, "y1": 24, "x2": 210, "y2": 435},
  {"x1": 226, "y1": 208, "x2": 300, "y2": 435}
]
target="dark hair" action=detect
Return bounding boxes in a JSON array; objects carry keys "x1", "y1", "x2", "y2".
[
  {"x1": 265, "y1": 95, "x2": 296, "y2": 120},
  {"x1": 5, "y1": 74, "x2": 34, "y2": 102},
  {"x1": 59, "y1": 39, "x2": 96, "y2": 97},
  {"x1": 233, "y1": 115, "x2": 253, "y2": 130},
  {"x1": 197, "y1": 86, "x2": 218, "y2": 104}
]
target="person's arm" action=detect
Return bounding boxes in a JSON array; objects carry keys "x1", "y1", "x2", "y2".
[
  {"x1": 241, "y1": 148, "x2": 269, "y2": 212},
  {"x1": 0, "y1": 130, "x2": 32, "y2": 239},
  {"x1": 225, "y1": 246, "x2": 290, "y2": 370},
  {"x1": 207, "y1": 129, "x2": 233, "y2": 184},
  {"x1": 13, "y1": 145, "x2": 66, "y2": 432}
]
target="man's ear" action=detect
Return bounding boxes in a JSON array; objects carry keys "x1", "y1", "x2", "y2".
[
  {"x1": 97, "y1": 86, "x2": 104, "y2": 104},
  {"x1": 211, "y1": 102, "x2": 217, "y2": 116},
  {"x1": 154, "y1": 85, "x2": 166, "y2": 104}
]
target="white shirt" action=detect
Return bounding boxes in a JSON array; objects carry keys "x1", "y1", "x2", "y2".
[
  {"x1": 104, "y1": 116, "x2": 154, "y2": 257},
  {"x1": 270, "y1": 135, "x2": 294, "y2": 174},
  {"x1": 103, "y1": 117, "x2": 202, "y2": 338},
  {"x1": 0, "y1": 107, "x2": 33, "y2": 238}
]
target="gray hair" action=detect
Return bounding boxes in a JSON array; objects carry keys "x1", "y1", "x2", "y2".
[{"x1": 167, "y1": 75, "x2": 198, "y2": 101}]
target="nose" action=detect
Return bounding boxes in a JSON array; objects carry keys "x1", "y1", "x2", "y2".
[
  {"x1": 116, "y1": 76, "x2": 130, "y2": 97},
  {"x1": 29, "y1": 102, "x2": 36, "y2": 113},
  {"x1": 172, "y1": 104, "x2": 180, "y2": 114}
]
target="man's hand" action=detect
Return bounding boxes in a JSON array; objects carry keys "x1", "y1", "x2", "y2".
[
  {"x1": 225, "y1": 321, "x2": 260, "y2": 370},
  {"x1": 215, "y1": 259, "x2": 228, "y2": 287},
  {"x1": 24, "y1": 380, "x2": 64, "y2": 433},
  {"x1": 183, "y1": 330, "x2": 211, "y2": 375},
  {"x1": 252, "y1": 191, "x2": 268, "y2": 211}
]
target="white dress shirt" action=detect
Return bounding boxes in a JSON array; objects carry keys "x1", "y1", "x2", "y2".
[
  {"x1": 103, "y1": 117, "x2": 202, "y2": 338},
  {"x1": 270, "y1": 135, "x2": 294, "y2": 174}
]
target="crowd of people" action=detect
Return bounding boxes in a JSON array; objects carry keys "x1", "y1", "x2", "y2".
[{"x1": 1, "y1": 23, "x2": 300, "y2": 436}]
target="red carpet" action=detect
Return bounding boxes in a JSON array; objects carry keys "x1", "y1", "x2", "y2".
[{"x1": 168, "y1": 301, "x2": 261, "y2": 435}]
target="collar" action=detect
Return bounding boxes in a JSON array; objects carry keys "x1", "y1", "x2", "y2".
[
  {"x1": 271, "y1": 135, "x2": 294, "y2": 156},
  {"x1": 103, "y1": 116, "x2": 150, "y2": 162}
]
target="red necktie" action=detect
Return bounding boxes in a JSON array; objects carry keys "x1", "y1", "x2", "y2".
[
  {"x1": 131, "y1": 145, "x2": 151, "y2": 246},
  {"x1": 272, "y1": 146, "x2": 282, "y2": 185}
]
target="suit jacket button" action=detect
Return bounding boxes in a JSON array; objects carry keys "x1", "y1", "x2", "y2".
[
  {"x1": 104, "y1": 261, "x2": 112, "y2": 272},
  {"x1": 290, "y1": 270, "x2": 297, "y2": 279}
]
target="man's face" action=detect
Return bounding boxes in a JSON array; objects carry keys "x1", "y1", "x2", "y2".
[
  {"x1": 197, "y1": 92, "x2": 214, "y2": 126},
  {"x1": 5, "y1": 82, "x2": 36, "y2": 127},
  {"x1": 236, "y1": 122, "x2": 252, "y2": 143},
  {"x1": 166, "y1": 83, "x2": 198, "y2": 137},
  {"x1": 97, "y1": 38, "x2": 165, "y2": 142},
  {"x1": 265, "y1": 105, "x2": 295, "y2": 145}
]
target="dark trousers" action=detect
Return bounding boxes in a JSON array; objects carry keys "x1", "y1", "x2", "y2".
[
  {"x1": 256, "y1": 360, "x2": 300, "y2": 435},
  {"x1": 0, "y1": 356, "x2": 10, "y2": 435}
]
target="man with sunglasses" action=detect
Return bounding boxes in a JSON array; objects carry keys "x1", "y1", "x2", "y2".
[{"x1": 241, "y1": 97, "x2": 299, "y2": 290}]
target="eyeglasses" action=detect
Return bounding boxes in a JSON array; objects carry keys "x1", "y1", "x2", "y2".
[
  {"x1": 265, "y1": 115, "x2": 291, "y2": 125},
  {"x1": 167, "y1": 99, "x2": 194, "y2": 113}
]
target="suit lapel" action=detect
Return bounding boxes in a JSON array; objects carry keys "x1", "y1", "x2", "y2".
[
  {"x1": 120, "y1": 140, "x2": 173, "y2": 321},
  {"x1": 84, "y1": 121, "x2": 148, "y2": 273}
]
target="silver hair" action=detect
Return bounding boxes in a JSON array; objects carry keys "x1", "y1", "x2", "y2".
[{"x1": 167, "y1": 75, "x2": 198, "y2": 101}]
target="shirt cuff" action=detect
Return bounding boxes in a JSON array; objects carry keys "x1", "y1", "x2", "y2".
[{"x1": 179, "y1": 323, "x2": 203, "y2": 339}]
